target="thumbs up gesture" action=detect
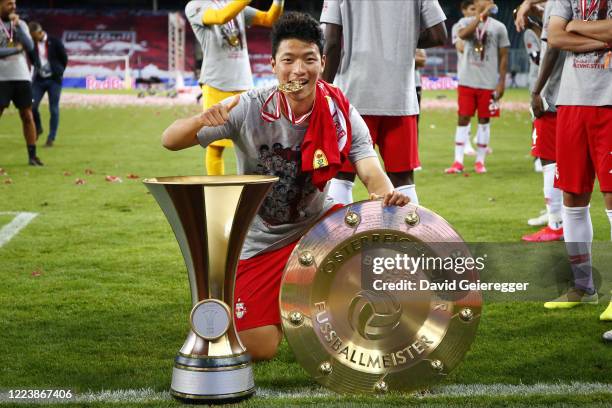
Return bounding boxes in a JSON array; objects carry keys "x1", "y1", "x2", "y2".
[{"x1": 198, "y1": 94, "x2": 240, "y2": 127}]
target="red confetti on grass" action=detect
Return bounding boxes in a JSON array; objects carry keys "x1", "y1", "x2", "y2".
[
  {"x1": 63, "y1": 171, "x2": 72, "y2": 176},
  {"x1": 463, "y1": 173, "x2": 470, "y2": 177},
  {"x1": 75, "y1": 178, "x2": 86, "y2": 185},
  {"x1": 105, "y1": 175, "x2": 123, "y2": 183},
  {"x1": 4, "y1": 178, "x2": 13, "y2": 184},
  {"x1": 126, "y1": 173, "x2": 140, "y2": 179},
  {"x1": 31, "y1": 269, "x2": 42, "y2": 277},
  {"x1": 85, "y1": 169, "x2": 94, "y2": 175}
]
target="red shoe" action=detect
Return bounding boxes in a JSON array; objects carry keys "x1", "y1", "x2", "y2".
[
  {"x1": 474, "y1": 162, "x2": 487, "y2": 174},
  {"x1": 522, "y1": 226, "x2": 564, "y2": 242},
  {"x1": 444, "y1": 161, "x2": 464, "y2": 174}
]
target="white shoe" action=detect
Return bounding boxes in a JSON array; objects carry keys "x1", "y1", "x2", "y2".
[{"x1": 528, "y1": 210, "x2": 548, "y2": 226}]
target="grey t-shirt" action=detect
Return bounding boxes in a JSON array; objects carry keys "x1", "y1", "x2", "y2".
[
  {"x1": 0, "y1": 19, "x2": 32, "y2": 81},
  {"x1": 539, "y1": 0, "x2": 567, "y2": 112},
  {"x1": 320, "y1": 0, "x2": 446, "y2": 116},
  {"x1": 197, "y1": 86, "x2": 377, "y2": 259},
  {"x1": 551, "y1": 0, "x2": 612, "y2": 106},
  {"x1": 185, "y1": 0, "x2": 255, "y2": 91},
  {"x1": 457, "y1": 16, "x2": 510, "y2": 90},
  {"x1": 523, "y1": 28, "x2": 541, "y2": 92}
]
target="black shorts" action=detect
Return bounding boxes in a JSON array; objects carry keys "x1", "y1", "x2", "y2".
[{"x1": 0, "y1": 80, "x2": 33, "y2": 109}]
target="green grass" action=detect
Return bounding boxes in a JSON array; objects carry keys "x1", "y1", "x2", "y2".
[{"x1": 0, "y1": 89, "x2": 610, "y2": 407}]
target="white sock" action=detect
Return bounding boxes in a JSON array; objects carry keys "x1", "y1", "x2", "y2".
[
  {"x1": 563, "y1": 205, "x2": 594, "y2": 294},
  {"x1": 396, "y1": 184, "x2": 419, "y2": 206},
  {"x1": 454, "y1": 125, "x2": 470, "y2": 163},
  {"x1": 543, "y1": 163, "x2": 562, "y2": 230},
  {"x1": 464, "y1": 124, "x2": 474, "y2": 151},
  {"x1": 475, "y1": 123, "x2": 491, "y2": 164},
  {"x1": 328, "y1": 178, "x2": 354, "y2": 205},
  {"x1": 606, "y1": 209, "x2": 612, "y2": 241}
]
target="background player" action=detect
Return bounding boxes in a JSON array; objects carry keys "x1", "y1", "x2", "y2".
[
  {"x1": 0, "y1": 0, "x2": 42, "y2": 166},
  {"x1": 517, "y1": 0, "x2": 565, "y2": 243},
  {"x1": 544, "y1": 0, "x2": 612, "y2": 342},
  {"x1": 445, "y1": 0, "x2": 509, "y2": 175},
  {"x1": 185, "y1": 0, "x2": 284, "y2": 175},
  {"x1": 452, "y1": 0, "x2": 478, "y2": 156},
  {"x1": 321, "y1": 0, "x2": 447, "y2": 205}
]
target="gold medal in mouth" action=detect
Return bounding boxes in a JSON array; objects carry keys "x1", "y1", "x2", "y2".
[{"x1": 278, "y1": 80, "x2": 306, "y2": 93}]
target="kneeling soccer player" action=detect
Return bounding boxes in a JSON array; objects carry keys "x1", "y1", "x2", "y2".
[{"x1": 161, "y1": 12, "x2": 409, "y2": 361}]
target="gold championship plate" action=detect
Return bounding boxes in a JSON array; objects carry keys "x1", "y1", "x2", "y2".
[
  {"x1": 144, "y1": 175, "x2": 278, "y2": 404},
  {"x1": 280, "y1": 201, "x2": 482, "y2": 394}
]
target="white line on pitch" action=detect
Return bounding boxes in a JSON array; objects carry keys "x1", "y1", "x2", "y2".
[
  {"x1": 0, "y1": 382, "x2": 609, "y2": 403},
  {"x1": 0, "y1": 212, "x2": 38, "y2": 248}
]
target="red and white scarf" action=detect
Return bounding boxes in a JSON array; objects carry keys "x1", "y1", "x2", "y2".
[{"x1": 261, "y1": 80, "x2": 352, "y2": 191}]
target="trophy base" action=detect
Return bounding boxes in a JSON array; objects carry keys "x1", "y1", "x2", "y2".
[{"x1": 170, "y1": 354, "x2": 255, "y2": 404}]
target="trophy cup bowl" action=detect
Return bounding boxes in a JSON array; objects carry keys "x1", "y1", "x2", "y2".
[{"x1": 143, "y1": 175, "x2": 278, "y2": 404}]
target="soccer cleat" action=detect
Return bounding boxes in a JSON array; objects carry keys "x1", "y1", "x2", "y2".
[
  {"x1": 528, "y1": 210, "x2": 549, "y2": 226},
  {"x1": 521, "y1": 226, "x2": 564, "y2": 242},
  {"x1": 600, "y1": 300, "x2": 612, "y2": 321},
  {"x1": 28, "y1": 157, "x2": 44, "y2": 166},
  {"x1": 604, "y1": 330, "x2": 612, "y2": 343},
  {"x1": 544, "y1": 288, "x2": 598, "y2": 309},
  {"x1": 444, "y1": 162, "x2": 464, "y2": 174},
  {"x1": 474, "y1": 162, "x2": 487, "y2": 174}
]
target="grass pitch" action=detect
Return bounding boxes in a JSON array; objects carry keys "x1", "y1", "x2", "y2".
[{"x1": 0, "y1": 89, "x2": 610, "y2": 407}]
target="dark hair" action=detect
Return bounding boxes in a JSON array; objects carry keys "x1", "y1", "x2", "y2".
[
  {"x1": 271, "y1": 12, "x2": 324, "y2": 58},
  {"x1": 460, "y1": 0, "x2": 474, "y2": 10},
  {"x1": 28, "y1": 21, "x2": 43, "y2": 33}
]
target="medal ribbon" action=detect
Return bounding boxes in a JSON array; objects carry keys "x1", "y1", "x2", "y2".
[
  {"x1": 1, "y1": 20, "x2": 13, "y2": 45},
  {"x1": 261, "y1": 88, "x2": 313, "y2": 126},
  {"x1": 475, "y1": 17, "x2": 490, "y2": 46},
  {"x1": 581, "y1": 0, "x2": 600, "y2": 21}
]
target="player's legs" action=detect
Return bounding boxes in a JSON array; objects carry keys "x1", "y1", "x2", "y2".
[
  {"x1": 206, "y1": 146, "x2": 225, "y2": 175},
  {"x1": 234, "y1": 242, "x2": 296, "y2": 360},
  {"x1": 238, "y1": 325, "x2": 283, "y2": 361},
  {"x1": 473, "y1": 87, "x2": 496, "y2": 172},
  {"x1": 545, "y1": 106, "x2": 598, "y2": 309},
  {"x1": 601, "y1": 193, "x2": 612, "y2": 322},
  {"x1": 47, "y1": 79, "x2": 62, "y2": 144},
  {"x1": 523, "y1": 114, "x2": 563, "y2": 241},
  {"x1": 328, "y1": 172, "x2": 356, "y2": 205},
  {"x1": 31, "y1": 80, "x2": 46, "y2": 137},
  {"x1": 446, "y1": 86, "x2": 475, "y2": 173},
  {"x1": 201, "y1": 85, "x2": 239, "y2": 175},
  {"x1": 594, "y1": 107, "x2": 612, "y2": 321},
  {"x1": 12, "y1": 81, "x2": 42, "y2": 166},
  {"x1": 19, "y1": 107, "x2": 43, "y2": 166},
  {"x1": 328, "y1": 116, "x2": 380, "y2": 204},
  {"x1": 377, "y1": 115, "x2": 420, "y2": 204}
]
